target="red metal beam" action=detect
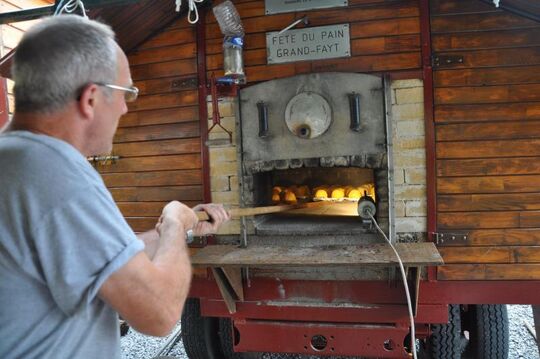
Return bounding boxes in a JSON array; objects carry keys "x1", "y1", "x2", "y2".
[
  {"x1": 0, "y1": 77, "x2": 8, "y2": 129},
  {"x1": 232, "y1": 319, "x2": 412, "y2": 358},
  {"x1": 190, "y1": 277, "x2": 540, "y2": 305},
  {"x1": 419, "y1": 0, "x2": 437, "y2": 282},
  {"x1": 200, "y1": 299, "x2": 448, "y2": 324}
]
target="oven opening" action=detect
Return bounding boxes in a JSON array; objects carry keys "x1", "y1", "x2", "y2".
[{"x1": 251, "y1": 167, "x2": 379, "y2": 235}]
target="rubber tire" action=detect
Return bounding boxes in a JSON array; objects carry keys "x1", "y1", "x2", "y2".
[
  {"x1": 466, "y1": 304, "x2": 509, "y2": 359},
  {"x1": 181, "y1": 298, "x2": 223, "y2": 359},
  {"x1": 429, "y1": 304, "x2": 465, "y2": 359},
  {"x1": 219, "y1": 318, "x2": 262, "y2": 359}
]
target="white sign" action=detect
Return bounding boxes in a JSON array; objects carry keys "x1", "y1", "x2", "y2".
[{"x1": 266, "y1": 24, "x2": 350, "y2": 64}]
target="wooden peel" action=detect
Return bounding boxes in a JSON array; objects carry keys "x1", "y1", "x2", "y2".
[{"x1": 195, "y1": 201, "x2": 335, "y2": 221}]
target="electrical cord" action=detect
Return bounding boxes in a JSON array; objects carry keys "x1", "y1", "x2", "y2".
[{"x1": 369, "y1": 212, "x2": 417, "y2": 359}]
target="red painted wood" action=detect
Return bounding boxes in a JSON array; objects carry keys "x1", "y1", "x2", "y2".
[
  {"x1": 196, "y1": 9, "x2": 211, "y2": 204},
  {"x1": 420, "y1": 0, "x2": 437, "y2": 282}
]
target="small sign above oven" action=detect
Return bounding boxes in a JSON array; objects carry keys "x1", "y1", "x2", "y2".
[
  {"x1": 265, "y1": 0, "x2": 348, "y2": 15},
  {"x1": 266, "y1": 24, "x2": 350, "y2": 64}
]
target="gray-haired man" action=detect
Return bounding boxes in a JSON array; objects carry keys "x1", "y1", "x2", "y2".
[{"x1": 0, "y1": 15, "x2": 229, "y2": 358}]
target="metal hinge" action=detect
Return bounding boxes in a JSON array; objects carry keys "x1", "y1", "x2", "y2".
[
  {"x1": 171, "y1": 77, "x2": 198, "y2": 90},
  {"x1": 433, "y1": 232, "x2": 469, "y2": 246},
  {"x1": 432, "y1": 54, "x2": 464, "y2": 68}
]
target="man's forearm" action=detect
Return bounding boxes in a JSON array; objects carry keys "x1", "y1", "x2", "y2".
[
  {"x1": 151, "y1": 219, "x2": 193, "y2": 306},
  {"x1": 137, "y1": 226, "x2": 192, "y2": 301},
  {"x1": 137, "y1": 229, "x2": 159, "y2": 259}
]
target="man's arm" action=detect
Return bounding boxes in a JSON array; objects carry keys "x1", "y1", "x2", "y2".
[
  {"x1": 98, "y1": 201, "x2": 196, "y2": 336},
  {"x1": 98, "y1": 202, "x2": 229, "y2": 337},
  {"x1": 137, "y1": 229, "x2": 159, "y2": 259}
]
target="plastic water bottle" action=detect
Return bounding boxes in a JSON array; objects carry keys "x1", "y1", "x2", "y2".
[
  {"x1": 212, "y1": 0, "x2": 244, "y2": 37},
  {"x1": 223, "y1": 36, "x2": 244, "y2": 77}
]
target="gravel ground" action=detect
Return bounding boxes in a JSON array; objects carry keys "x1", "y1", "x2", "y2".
[{"x1": 121, "y1": 305, "x2": 540, "y2": 359}]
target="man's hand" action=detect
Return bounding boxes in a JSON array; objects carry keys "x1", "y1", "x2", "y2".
[
  {"x1": 155, "y1": 201, "x2": 199, "y2": 240},
  {"x1": 192, "y1": 203, "x2": 230, "y2": 236}
]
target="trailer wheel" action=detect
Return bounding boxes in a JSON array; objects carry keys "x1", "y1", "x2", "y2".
[
  {"x1": 464, "y1": 304, "x2": 509, "y2": 359},
  {"x1": 429, "y1": 304, "x2": 467, "y2": 359},
  {"x1": 219, "y1": 317, "x2": 262, "y2": 359},
  {"x1": 181, "y1": 298, "x2": 223, "y2": 359}
]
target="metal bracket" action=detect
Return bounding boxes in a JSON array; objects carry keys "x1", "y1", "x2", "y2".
[
  {"x1": 171, "y1": 77, "x2": 198, "y2": 90},
  {"x1": 211, "y1": 267, "x2": 244, "y2": 314},
  {"x1": 432, "y1": 54, "x2": 464, "y2": 68},
  {"x1": 188, "y1": 235, "x2": 208, "y2": 248},
  {"x1": 433, "y1": 232, "x2": 469, "y2": 246},
  {"x1": 410, "y1": 267, "x2": 421, "y2": 317}
]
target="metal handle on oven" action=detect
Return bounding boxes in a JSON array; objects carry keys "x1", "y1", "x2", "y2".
[
  {"x1": 257, "y1": 101, "x2": 269, "y2": 138},
  {"x1": 348, "y1": 92, "x2": 361, "y2": 132}
]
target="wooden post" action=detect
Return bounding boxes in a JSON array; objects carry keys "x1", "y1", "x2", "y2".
[{"x1": 0, "y1": 77, "x2": 8, "y2": 129}]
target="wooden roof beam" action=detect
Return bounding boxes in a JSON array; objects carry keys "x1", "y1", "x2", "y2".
[{"x1": 0, "y1": 0, "x2": 141, "y2": 25}]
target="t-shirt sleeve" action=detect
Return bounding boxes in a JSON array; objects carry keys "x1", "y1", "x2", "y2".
[{"x1": 31, "y1": 185, "x2": 145, "y2": 316}]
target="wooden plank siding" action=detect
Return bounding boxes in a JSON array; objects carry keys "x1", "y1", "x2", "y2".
[
  {"x1": 205, "y1": 0, "x2": 422, "y2": 82},
  {"x1": 431, "y1": 0, "x2": 540, "y2": 279},
  {"x1": 100, "y1": 0, "x2": 423, "y2": 233},
  {"x1": 94, "y1": 18, "x2": 203, "y2": 232}
]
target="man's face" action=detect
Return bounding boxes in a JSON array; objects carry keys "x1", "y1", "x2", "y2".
[{"x1": 91, "y1": 47, "x2": 131, "y2": 154}]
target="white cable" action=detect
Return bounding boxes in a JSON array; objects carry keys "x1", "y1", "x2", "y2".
[
  {"x1": 175, "y1": 0, "x2": 204, "y2": 23},
  {"x1": 54, "y1": 0, "x2": 88, "y2": 18},
  {"x1": 369, "y1": 213, "x2": 417, "y2": 359}
]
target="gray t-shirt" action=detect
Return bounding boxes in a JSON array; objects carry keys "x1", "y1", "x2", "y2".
[{"x1": 0, "y1": 131, "x2": 144, "y2": 358}]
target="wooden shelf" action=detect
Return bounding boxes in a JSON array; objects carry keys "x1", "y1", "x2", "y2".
[{"x1": 191, "y1": 243, "x2": 443, "y2": 268}]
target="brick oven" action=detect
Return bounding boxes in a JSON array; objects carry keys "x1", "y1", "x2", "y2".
[
  {"x1": 228, "y1": 72, "x2": 397, "y2": 279},
  {"x1": 238, "y1": 73, "x2": 389, "y2": 239}
]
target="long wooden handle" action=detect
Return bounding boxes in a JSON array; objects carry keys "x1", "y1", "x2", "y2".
[{"x1": 195, "y1": 201, "x2": 332, "y2": 221}]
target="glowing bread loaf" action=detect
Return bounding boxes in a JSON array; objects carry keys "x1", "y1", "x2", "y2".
[
  {"x1": 331, "y1": 187, "x2": 345, "y2": 199},
  {"x1": 283, "y1": 189, "x2": 297, "y2": 204},
  {"x1": 346, "y1": 188, "x2": 361, "y2": 199},
  {"x1": 314, "y1": 187, "x2": 328, "y2": 199}
]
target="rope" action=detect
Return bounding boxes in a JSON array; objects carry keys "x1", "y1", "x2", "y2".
[
  {"x1": 369, "y1": 213, "x2": 418, "y2": 359},
  {"x1": 175, "y1": 0, "x2": 204, "y2": 24},
  {"x1": 54, "y1": 0, "x2": 88, "y2": 17}
]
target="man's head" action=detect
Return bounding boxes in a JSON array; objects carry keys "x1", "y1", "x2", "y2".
[
  {"x1": 11, "y1": 15, "x2": 135, "y2": 155},
  {"x1": 12, "y1": 15, "x2": 118, "y2": 114}
]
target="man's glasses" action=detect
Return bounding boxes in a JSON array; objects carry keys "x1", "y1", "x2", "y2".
[{"x1": 95, "y1": 83, "x2": 139, "y2": 102}]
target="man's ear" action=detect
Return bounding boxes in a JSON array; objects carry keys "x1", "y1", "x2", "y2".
[{"x1": 77, "y1": 84, "x2": 99, "y2": 120}]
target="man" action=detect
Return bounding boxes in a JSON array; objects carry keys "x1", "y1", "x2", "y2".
[{"x1": 0, "y1": 15, "x2": 229, "y2": 358}]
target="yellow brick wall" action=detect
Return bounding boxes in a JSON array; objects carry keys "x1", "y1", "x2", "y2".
[
  {"x1": 390, "y1": 79, "x2": 427, "y2": 234},
  {"x1": 207, "y1": 96, "x2": 241, "y2": 235}
]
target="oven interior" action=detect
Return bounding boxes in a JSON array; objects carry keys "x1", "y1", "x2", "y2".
[{"x1": 250, "y1": 167, "x2": 382, "y2": 235}]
